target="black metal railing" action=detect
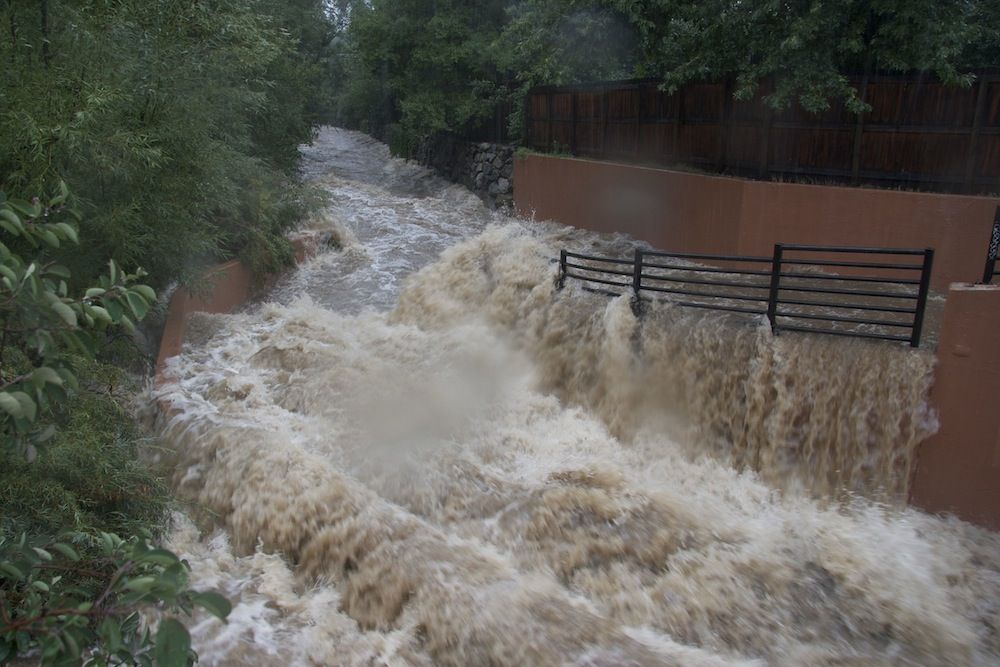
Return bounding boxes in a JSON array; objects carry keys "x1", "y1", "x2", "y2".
[
  {"x1": 982, "y1": 207, "x2": 999, "y2": 285},
  {"x1": 558, "y1": 244, "x2": 935, "y2": 347}
]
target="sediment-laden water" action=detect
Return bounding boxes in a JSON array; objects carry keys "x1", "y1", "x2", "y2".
[{"x1": 153, "y1": 128, "x2": 1000, "y2": 666}]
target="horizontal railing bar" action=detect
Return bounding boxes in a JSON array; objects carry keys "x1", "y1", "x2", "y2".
[
  {"x1": 642, "y1": 261, "x2": 773, "y2": 277},
  {"x1": 564, "y1": 252, "x2": 634, "y2": 265},
  {"x1": 775, "y1": 324, "x2": 912, "y2": 343},
  {"x1": 640, "y1": 285, "x2": 768, "y2": 302},
  {"x1": 780, "y1": 258, "x2": 924, "y2": 270},
  {"x1": 564, "y1": 272, "x2": 630, "y2": 289},
  {"x1": 581, "y1": 285, "x2": 626, "y2": 298},
  {"x1": 776, "y1": 297, "x2": 918, "y2": 314},
  {"x1": 779, "y1": 244, "x2": 926, "y2": 255},
  {"x1": 775, "y1": 311, "x2": 913, "y2": 328},
  {"x1": 640, "y1": 274, "x2": 770, "y2": 289},
  {"x1": 565, "y1": 262, "x2": 634, "y2": 277},
  {"x1": 777, "y1": 284, "x2": 918, "y2": 299},
  {"x1": 668, "y1": 301, "x2": 768, "y2": 316},
  {"x1": 779, "y1": 271, "x2": 921, "y2": 285},
  {"x1": 642, "y1": 250, "x2": 771, "y2": 263}
]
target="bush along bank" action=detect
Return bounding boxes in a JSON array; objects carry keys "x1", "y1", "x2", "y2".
[
  {"x1": 415, "y1": 133, "x2": 515, "y2": 210},
  {"x1": 0, "y1": 192, "x2": 231, "y2": 665}
]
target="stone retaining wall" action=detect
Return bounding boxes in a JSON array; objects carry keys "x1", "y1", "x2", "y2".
[{"x1": 415, "y1": 132, "x2": 514, "y2": 210}]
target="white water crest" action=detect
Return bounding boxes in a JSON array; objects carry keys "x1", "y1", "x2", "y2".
[{"x1": 153, "y1": 128, "x2": 1000, "y2": 666}]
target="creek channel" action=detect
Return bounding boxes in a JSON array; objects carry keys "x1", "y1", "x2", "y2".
[{"x1": 152, "y1": 128, "x2": 1000, "y2": 666}]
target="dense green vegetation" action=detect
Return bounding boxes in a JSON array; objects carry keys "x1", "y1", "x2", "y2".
[
  {"x1": 329, "y1": 0, "x2": 1000, "y2": 152},
  {"x1": 1, "y1": 0, "x2": 333, "y2": 285},
  {"x1": 1, "y1": 1, "x2": 334, "y2": 662}
]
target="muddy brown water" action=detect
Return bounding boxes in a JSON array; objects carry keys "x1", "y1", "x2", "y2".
[{"x1": 151, "y1": 128, "x2": 999, "y2": 666}]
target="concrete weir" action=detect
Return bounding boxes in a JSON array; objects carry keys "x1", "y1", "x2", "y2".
[{"x1": 515, "y1": 152, "x2": 1000, "y2": 529}]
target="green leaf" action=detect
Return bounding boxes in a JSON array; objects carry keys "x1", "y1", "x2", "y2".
[
  {"x1": 191, "y1": 591, "x2": 232, "y2": 621},
  {"x1": 105, "y1": 299, "x2": 123, "y2": 321},
  {"x1": 51, "y1": 301, "x2": 77, "y2": 327},
  {"x1": 32, "y1": 367, "x2": 64, "y2": 387},
  {"x1": 153, "y1": 619, "x2": 191, "y2": 667},
  {"x1": 40, "y1": 229, "x2": 60, "y2": 248},
  {"x1": 108, "y1": 259, "x2": 118, "y2": 284},
  {"x1": 55, "y1": 223, "x2": 78, "y2": 244},
  {"x1": 11, "y1": 392, "x2": 36, "y2": 422},
  {"x1": 137, "y1": 548, "x2": 180, "y2": 567},
  {"x1": 100, "y1": 618, "x2": 123, "y2": 652},
  {"x1": 50, "y1": 542, "x2": 80, "y2": 562},
  {"x1": 8, "y1": 198, "x2": 41, "y2": 218},
  {"x1": 124, "y1": 576, "x2": 157, "y2": 593},
  {"x1": 89, "y1": 305, "x2": 112, "y2": 324},
  {"x1": 134, "y1": 284, "x2": 156, "y2": 302},
  {"x1": 32, "y1": 547, "x2": 53, "y2": 561},
  {"x1": 85, "y1": 287, "x2": 106, "y2": 298},
  {"x1": 0, "y1": 562, "x2": 24, "y2": 579},
  {"x1": 46, "y1": 264, "x2": 71, "y2": 279},
  {"x1": 0, "y1": 392, "x2": 23, "y2": 418},
  {"x1": 126, "y1": 291, "x2": 149, "y2": 320},
  {"x1": 0, "y1": 208, "x2": 23, "y2": 235}
]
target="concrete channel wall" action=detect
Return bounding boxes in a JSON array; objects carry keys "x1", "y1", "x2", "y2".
[
  {"x1": 514, "y1": 154, "x2": 1000, "y2": 291},
  {"x1": 911, "y1": 284, "x2": 1000, "y2": 531},
  {"x1": 155, "y1": 236, "x2": 318, "y2": 385},
  {"x1": 514, "y1": 153, "x2": 1000, "y2": 529}
]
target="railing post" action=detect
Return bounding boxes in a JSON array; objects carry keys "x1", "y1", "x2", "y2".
[
  {"x1": 558, "y1": 249, "x2": 567, "y2": 290},
  {"x1": 766, "y1": 244, "x2": 783, "y2": 332},
  {"x1": 910, "y1": 248, "x2": 935, "y2": 348},
  {"x1": 982, "y1": 206, "x2": 1000, "y2": 284},
  {"x1": 632, "y1": 248, "x2": 644, "y2": 315}
]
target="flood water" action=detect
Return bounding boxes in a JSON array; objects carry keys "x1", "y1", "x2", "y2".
[{"x1": 154, "y1": 128, "x2": 1000, "y2": 666}]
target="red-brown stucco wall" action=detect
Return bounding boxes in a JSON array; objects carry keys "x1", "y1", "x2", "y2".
[
  {"x1": 515, "y1": 154, "x2": 1000, "y2": 529},
  {"x1": 514, "y1": 154, "x2": 1000, "y2": 290},
  {"x1": 910, "y1": 284, "x2": 1000, "y2": 530}
]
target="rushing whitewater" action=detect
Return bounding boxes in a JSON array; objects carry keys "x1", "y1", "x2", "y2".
[{"x1": 153, "y1": 129, "x2": 1000, "y2": 666}]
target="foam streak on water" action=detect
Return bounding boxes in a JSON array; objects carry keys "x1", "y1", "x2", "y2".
[{"x1": 154, "y1": 129, "x2": 1000, "y2": 666}]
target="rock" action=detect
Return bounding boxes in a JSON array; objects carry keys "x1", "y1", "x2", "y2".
[{"x1": 495, "y1": 177, "x2": 510, "y2": 194}]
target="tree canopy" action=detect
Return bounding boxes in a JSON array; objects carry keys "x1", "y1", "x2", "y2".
[
  {"x1": 328, "y1": 0, "x2": 1000, "y2": 150},
  {"x1": 0, "y1": 0, "x2": 334, "y2": 286}
]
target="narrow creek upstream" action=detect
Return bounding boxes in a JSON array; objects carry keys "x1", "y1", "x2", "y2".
[{"x1": 153, "y1": 128, "x2": 1000, "y2": 666}]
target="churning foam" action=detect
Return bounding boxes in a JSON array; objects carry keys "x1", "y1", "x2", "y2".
[{"x1": 153, "y1": 129, "x2": 999, "y2": 666}]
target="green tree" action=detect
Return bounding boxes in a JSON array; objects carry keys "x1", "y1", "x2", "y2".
[
  {"x1": 0, "y1": 0, "x2": 333, "y2": 286},
  {"x1": 611, "y1": 0, "x2": 986, "y2": 112}
]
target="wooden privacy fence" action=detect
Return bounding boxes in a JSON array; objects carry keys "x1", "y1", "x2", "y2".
[
  {"x1": 525, "y1": 73, "x2": 1000, "y2": 194},
  {"x1": 558, "y1": 244, "x2": 935, "y2": 347}
]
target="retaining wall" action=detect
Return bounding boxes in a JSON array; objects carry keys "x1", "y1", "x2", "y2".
[
  {"x1": 415, "y1": 133, "x2": 514, "y2": 209},
  {"x1": 515, "y1": 153, "x2": 1000, "y2": 529},
  {"x1": 514, "y1": 154, "x2": 1000, "y2": 290},
  {"x1": 910, "y1": 284, "x2": 1000, "y2": 530},
  {"x1": 155, "y1": 236, "x2": 317, "y2": 385}
]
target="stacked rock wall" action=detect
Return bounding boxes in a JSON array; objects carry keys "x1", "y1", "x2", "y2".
[{"x1": 415, "y1": 132, "x2": 514, "y2": 210}]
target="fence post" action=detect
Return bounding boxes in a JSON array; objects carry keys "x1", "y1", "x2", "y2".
[
  {"x1": 632, "y1": 248, "x2": 644, "y2": 315},
  {"x1": 558, "y1": 249, "x2": 567, "y2": 290},
  {"x1": 766, "y1": 244, "x2": 783, "y2": 332},
  {"x1": 523, "y1": 90, "x2": 532, "y2": 149},
  {"x1": 570, "y1": 91, "x2": 578, "y2": 155},
  {"x1": 910, "y1": 248, "x2": 935, "y2": 347},
  {"x1": 982, "y1": 207, "x2": 1000, "y2": 284},
  {"x1": 964, "y1": 77, "x2": 988, "y2": 193},
  {"x1": 547, "y1": 90, "x2": 554, "y2": 151},
  {"x1": 635, "y1": 85, "x2": 644, "y2": 159},
  {"x1": 601, "y1": 88, "x2": 609, "y2": 158},
  {"x1": 850, "y1": 68, "x2": 871, "y2": 184}
]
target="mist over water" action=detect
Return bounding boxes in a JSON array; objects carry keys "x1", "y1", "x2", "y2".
[{"x1": 153, "y1": 128, "x2": 1000, "y2": 666}]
